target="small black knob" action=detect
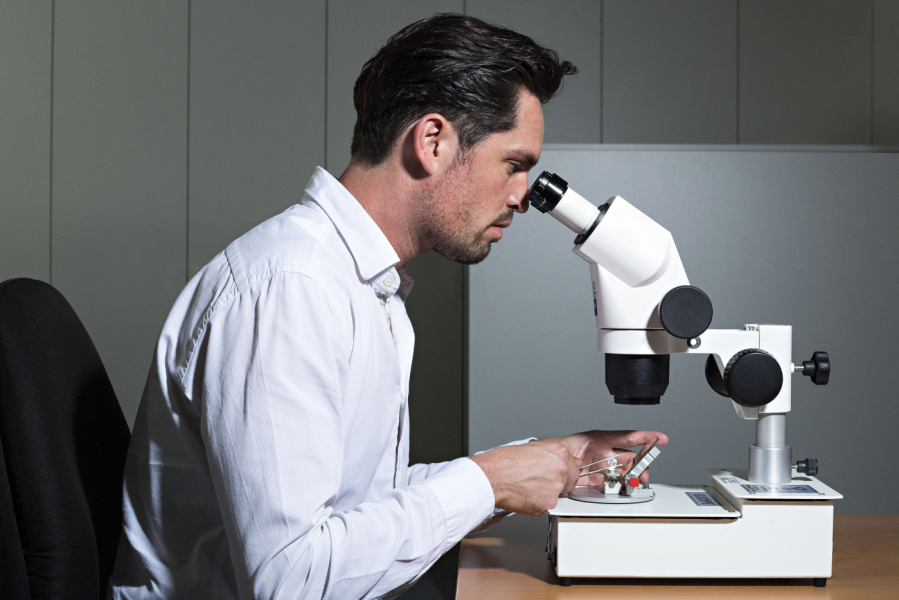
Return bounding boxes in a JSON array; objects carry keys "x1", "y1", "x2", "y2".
[
  {"x1": 658, "y1": 286, "x2": 713, "y2": 339},
  {"x1": 724, "y1": 349, "x2": 784, "y2": 407},
  {"x1": 797, "y1": 457, "x2": 818, "y2": 476},
  {"x1": 799, "y1": 351, "x2": 830, "y2": 385}
]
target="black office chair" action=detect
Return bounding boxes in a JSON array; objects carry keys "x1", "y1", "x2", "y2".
[{"x1": 0, "y1": 278, "x2": 131, "y2": 600}]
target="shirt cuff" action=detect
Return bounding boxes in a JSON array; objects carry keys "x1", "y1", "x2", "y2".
[
  {"x1": 422, "y1": 457, "x2": 496, "y2": 551},
  {"x1": 503, "y1": 437, "x2": 537, "y2": 447},
  {"x1": 472, "y1": 437, "x2": 537, "y2": 455}
]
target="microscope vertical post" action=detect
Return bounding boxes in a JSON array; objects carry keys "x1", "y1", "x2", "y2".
[{"x1": 751, "y1": 414, "x2": 791, "y2": 484}]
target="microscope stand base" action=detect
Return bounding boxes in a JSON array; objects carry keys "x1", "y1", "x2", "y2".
[{"x1": 547, "y1": 474, "x2": 840, "y2": 585}]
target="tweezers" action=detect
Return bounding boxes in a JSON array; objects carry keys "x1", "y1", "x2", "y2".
[{"x1": 578, "y1": 454, "x2": 620, "y2": 478}]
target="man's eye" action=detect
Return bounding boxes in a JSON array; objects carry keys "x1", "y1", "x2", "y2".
[{"x1": 509, "y1": 162, "x2": 522, "y2": 173}]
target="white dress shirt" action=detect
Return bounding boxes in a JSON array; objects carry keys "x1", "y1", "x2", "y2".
[{"x1": 108, "y1": 167, "x2": 500, "y2": 600}]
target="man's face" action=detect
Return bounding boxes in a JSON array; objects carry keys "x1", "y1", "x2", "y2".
[{"x1": 425, "y1": 90, "x2": 544, "y2": 264}]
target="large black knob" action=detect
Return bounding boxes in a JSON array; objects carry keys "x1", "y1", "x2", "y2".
[
  {"x1": 797, "y1": 457, "x2": 819, "y2": 476},
  {"x1": 658, "y1": 286, "x2": 713, "y2": 339},
  {"x1": 723, "y1": 349, "x2": 784, "y2": 407},
  {"x1": 799, "y1": 351, "x2": 830, "y2": 385},
  {"x1": 704, "y1": 355, "x2": 729, "y2": 397}
]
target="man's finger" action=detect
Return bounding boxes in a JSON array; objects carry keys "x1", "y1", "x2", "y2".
[
  {"x1": 639, "y1": 467, "x2": 650, "y2": 485},
  {"x1": 609, "y1": 430, "x2": 669, "y2": 449},
  {"x1": 610, "y1": 449, "x2": 636, "y2": 469},
  {"x1": 563, "y1": 454, "x2": 580, "y2": 496}
]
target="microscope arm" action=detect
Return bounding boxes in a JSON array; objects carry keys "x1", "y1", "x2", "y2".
[{"x1": 528, "y1": 172, "x2": 712, "y2": 337}]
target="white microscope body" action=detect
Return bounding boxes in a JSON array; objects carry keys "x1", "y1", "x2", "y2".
[{"x1": 527, "y1": 172, "x2": 840, "y2": 588}]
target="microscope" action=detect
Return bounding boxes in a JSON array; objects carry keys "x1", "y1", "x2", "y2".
[{"x1": 527, "y1": 172, "x2": 841, "y2": 588}]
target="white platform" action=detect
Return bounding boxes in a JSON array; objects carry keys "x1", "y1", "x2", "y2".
[
  {"x1": 547, "y1": 474, "x2": 839, "y2": 580},
  {"x1": 708, "y1": 468, "x2": 843, "y2": 500}
]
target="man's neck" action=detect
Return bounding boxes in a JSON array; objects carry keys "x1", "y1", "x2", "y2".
[{"x1": 338, "y1": 160, "x2": 427, "y2": 268}]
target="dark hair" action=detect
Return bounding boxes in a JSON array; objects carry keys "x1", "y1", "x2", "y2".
[{"x1": 350, "y1": 14, "x2": 577, "y2": 166}]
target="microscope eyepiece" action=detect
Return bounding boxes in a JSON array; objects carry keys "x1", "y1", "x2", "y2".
[{"x1": 527, "y1": 171, "x2": 568, "y2": 213}]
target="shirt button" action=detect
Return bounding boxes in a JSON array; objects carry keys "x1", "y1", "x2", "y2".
[{"x1": 384, "y1": 275, "x2": 396, "y2": 287}]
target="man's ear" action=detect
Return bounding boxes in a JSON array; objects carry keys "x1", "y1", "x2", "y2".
[{"x1": 412, "y1": 113, "x2": 458, "y2": 175}]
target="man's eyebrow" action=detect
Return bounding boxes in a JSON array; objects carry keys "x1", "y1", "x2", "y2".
[{"x1": 508, "y1": 150, "x2": 539, "y2": 168}]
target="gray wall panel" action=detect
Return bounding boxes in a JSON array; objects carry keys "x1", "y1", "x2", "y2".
[
  {"x1": 0, "y1": 0, "x2": 51, "y2": 283},
  {"x1": 466, "y1": 0, "x2": 602, "y2": 143},
  {"x1": 739, "y1": 0, "x2": 872, "y2": 144},
  {"x1": 325, "y1": 0, "x2": 462, "y2": 175},
  {"x1": 52, "y1": 3, "x2": 188, "y2": 425},
  {"x1": 874, "y1": 0, "x2": 899, "y2": 145},
  {"x1": 188, "y1": 1, "x2": 326, "y2": 275},
  {"x1": 469, "y1": 147, "x2": 899, "y2": 514},
  {"x1": 404, "y1": 251, "x2": 466, "y2": 463},
  {"x1": 603, "y1": 0, "x2": 737, "y2": 143}
]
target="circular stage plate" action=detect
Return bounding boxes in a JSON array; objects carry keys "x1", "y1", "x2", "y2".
[{"x1": 569, "y1": 486, "x2": 656, "y2": 504}]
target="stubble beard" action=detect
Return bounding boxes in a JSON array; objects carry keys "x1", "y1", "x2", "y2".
[
  {"x1": 432, "y1": 219, "x2": 494, "y2": 265},
  {"x1": 421, "y1": 157, "x2": 497, "y2": 265}
]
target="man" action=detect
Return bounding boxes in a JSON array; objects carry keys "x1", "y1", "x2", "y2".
[{"x1": 109, "y1": 14, "x2": 667, "y2": 600}]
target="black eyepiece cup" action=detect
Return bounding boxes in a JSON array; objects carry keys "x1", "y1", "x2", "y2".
[{"x1": 527, "y1": 171, "x2": 568, "y2": 213}]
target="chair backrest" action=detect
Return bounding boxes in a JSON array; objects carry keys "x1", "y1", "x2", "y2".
[{"x1": 0, "y1": 278, "x2": 131, "y2": 599}]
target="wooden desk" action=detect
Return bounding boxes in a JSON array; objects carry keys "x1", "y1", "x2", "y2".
[{"x1": 458, "y1": 515, "x2": 899, "y2": 599}]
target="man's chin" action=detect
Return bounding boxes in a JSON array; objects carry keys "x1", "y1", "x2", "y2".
[{"x1": 434, "y1": 242, "x2": 492, "y2": 265}]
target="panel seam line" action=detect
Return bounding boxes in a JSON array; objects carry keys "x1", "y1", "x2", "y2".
[
  {"x1": 324, "y1": 0, "x2": 329, "y2": 170},
  {"x1": 600, "y1": 0, "x2": 604, "y2": 144},
  {"x1": 870, "y1": 0, "x2": 875, "y2": 145},
  {"x1": 49, "y1": 0, "x2": 55, "y2": 284},
  {"x1": 736, "y1": 0, "x2": 740, "y2": 144},
  {"x1": 186, "y1": 0, "x2": 191, "y2": 282}
]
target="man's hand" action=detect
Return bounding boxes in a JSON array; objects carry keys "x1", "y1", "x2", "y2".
[
  {"x1": 469, "y1": 440, "x2": 579, "y2": 516},
  {"x1": 469, "y1": 430, "x2": 669, "y2": 516},
  {"x1": 546, "y1": 430, "x2": 669, "y2": 488}
]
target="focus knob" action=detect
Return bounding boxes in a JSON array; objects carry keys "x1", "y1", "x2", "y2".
[
  {"x1": 723, "y1": 349, "x2": 784, "y2": 408},
  {"x1": 797, "y1": 457, "x2": 819, "y2": 476},
  {"x1": 658, "y1": 286, "x2": 713, "y2": 339},
  {"x1": 704, "y1": 355, "x2": 729, "y2": 397}
]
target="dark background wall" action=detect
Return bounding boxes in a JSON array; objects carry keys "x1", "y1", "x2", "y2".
[{"x1": 1, "y1": 1, "x2": 897, "y2": 479}]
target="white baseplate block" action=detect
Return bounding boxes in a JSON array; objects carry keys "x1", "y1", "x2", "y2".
[{"x1": 548, "y1": 473, "x2": 840, "y2": 580}]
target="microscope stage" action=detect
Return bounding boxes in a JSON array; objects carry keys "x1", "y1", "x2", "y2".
[{"x1": 551, "y1": 484, "x2": 739, "y2": 518}]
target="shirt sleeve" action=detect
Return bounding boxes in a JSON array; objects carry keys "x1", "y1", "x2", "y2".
[
  {"x1": 404, "y1": 437, "x2": 538, "y2": 534},
  {"x1": 198, "y1": 272, "x2": 494, "y2": 600},
  {"x1": 404, "y1": 437, "x2": 536, "y2": 485}
]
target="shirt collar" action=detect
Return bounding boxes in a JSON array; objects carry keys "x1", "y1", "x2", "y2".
[{"x1": 303, "y1": 167, "x2": 401, "y2": 283}]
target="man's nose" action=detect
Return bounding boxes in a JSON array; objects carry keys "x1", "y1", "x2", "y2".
[{"x1": 508, "y1": 185, "x2": 530, "y2": 214}]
